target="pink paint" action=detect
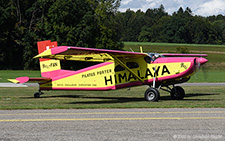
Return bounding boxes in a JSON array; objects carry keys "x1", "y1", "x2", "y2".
[
  {"x1": 15, "y1": 77, "x2": 51, "y2": 83},
  {"x1": 41, "y1": 62, "x2": 113, "y2": 81},
  {"x1": 41, "y1": 69, "x2": 74, "y2": 78},
  {"x1": 16, "y1": 77, "x2": 29, "y2": 83},
  {"x1": 40, "y1": 86, "x2": 116, "y2": 91},
  {"x1": 198, "y1": 58, "x2": 208, "y2": 65},
  {"x1": 154, "y1": 57, "x2": 196, "y2": 63},
  {"x1": 51, "y1": 46, "x2": 68, "y2": 55}
]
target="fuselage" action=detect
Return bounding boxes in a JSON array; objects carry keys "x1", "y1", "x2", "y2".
[{"x1": 39, "y1": 56, "x2": 207, "y2": 91}]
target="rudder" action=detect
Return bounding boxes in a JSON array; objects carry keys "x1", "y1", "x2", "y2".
[{"x1": 37, "y1": 40, "x2": 61, "y2": 78}]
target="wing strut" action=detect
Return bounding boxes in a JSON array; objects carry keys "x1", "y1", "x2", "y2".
[{"x1": 111, "y1": 55, "x2": 145, "y2": 84}]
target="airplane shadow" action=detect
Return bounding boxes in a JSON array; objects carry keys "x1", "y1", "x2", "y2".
[
  {"x1": 160, "y1": 93, "x2": 216, "y2": 101},
  {"x1": 69, "y1": 93, "x2": 216, "y2": 104},
  {"x1": 21, "y1": 93, "x2": 217, "y2": 104},
  {"x1": 70, "y1": 97, "x2": 144, "y2": 104},
  {"x1": 21, "y1": 95, "x2": 84, "y2": 99}
]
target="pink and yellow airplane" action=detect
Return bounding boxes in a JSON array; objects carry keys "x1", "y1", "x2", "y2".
[{"x1": 8, "y1": 40, "x2": 208, "y2": 101}]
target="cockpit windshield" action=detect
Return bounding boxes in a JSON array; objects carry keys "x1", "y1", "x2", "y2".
[
  {"x1": 147, "y1": 53, "x2": 164, "y2": 59},
  {"x1": 144, "y1": 53, "x2": 164, "y2": 63}
]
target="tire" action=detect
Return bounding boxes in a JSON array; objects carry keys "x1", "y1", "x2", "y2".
[
  {"x1": 34, "y1": 92, "x2": 40, "y2": 98},
  {"x1": 144, "y1": 88, "x2": 160, "y2": 102},
  {"x1": 170, "y1": 86, "x2": 185, "y2": 100}
]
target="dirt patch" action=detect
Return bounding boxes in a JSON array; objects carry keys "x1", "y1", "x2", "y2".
[
  {"x1": 203, "y1": 62, "x2": 225, "y2": 70},
  {"x1": 191, "y1": 51, "x2": 225, "y2": 54}
]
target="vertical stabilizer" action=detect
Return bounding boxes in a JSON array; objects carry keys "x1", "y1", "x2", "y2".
[{"x1": 37, "y1": 40, "x2": 61, "y2": 78}]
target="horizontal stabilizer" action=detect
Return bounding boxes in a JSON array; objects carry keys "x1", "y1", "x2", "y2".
[{"x1": 8, "y1": 77, "x2": 51, "y2": 84}]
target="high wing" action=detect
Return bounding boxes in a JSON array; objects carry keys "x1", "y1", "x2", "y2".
[
  {"x1": 34, "y1": 46, "x2": 148, "y2": 83},
  {"x1": 34, "y1": 46, "x2": 147, "y2": 62}
]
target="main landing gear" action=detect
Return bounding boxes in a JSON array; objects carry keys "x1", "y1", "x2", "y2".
[
  {"x1": 144, "y1": 88, "x2": 160, "y2": 102},
  {"x1": 144, "y1": 85, "x2": 185, "y2": 102}
]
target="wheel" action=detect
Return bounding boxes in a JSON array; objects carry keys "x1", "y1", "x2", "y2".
[
  {"x1": 34, "y1": 92, "x2": 41, "y2": 98},
  {"x1": 170, "y1": 86, "x2": 185, "y2": 100},
  {"x1": 144, "y1": 88, "x2": 160, "y2": 102}
]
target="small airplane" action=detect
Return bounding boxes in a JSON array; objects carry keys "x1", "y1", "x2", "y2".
[{"x1": 8, "y1": 40, "x2": 208, "y2": 101}]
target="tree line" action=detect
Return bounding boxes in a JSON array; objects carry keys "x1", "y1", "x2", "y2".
[
  {"x1": 117, "y1": 5, "x2": 225, "y2": 44},
  {"x1": 1, "y1": 1, "x2": 225, "y2": 70}
]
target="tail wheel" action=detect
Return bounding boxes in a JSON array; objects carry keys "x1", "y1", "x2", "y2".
[
  {"x1": 170, "y1": 86, "x2": 185, "y2": 100},
  {"x1": 144, "y1": 88, "x2": 160, "y2": 102},
  {"x1": 34, "y1": 92, "x2": 40, "y2": 98},
  {"x1": 34, "y1": 91, "x2": 44, "y2": 98}
]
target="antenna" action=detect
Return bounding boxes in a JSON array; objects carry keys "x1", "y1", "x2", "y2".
[
  {"x1": 129, "y1": 48, "x2": 134, "y2": 52},
  {"x1": 140, "y1": 46, "x2": 143, "y2": 53}
]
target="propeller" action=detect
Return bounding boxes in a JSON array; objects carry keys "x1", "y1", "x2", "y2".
[
  {"x1": 194, "y1": 57, "x2": 208, "y2": 80},
  {"x1": 201, "y1": 64, "x2": 208, "y2": 81}
]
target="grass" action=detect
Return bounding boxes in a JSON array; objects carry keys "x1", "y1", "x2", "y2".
[
  {"x1": 1, "y1": 42, "x2": 224, "y2": 109},
  {"x1": 0, "y1": 70, "x2": 41, "y2": 82},
  {"x1": 124, "y1": 42, "x2": 225, "y2": 49},
  {"x1": 189, "y1": 70, "x2": 225, "y2": 82},
  {"x1": 0, "y1": 86, "x2": 225, "y2": 109}
]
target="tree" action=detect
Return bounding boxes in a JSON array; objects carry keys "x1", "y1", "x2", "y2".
[
  {"x1": 0, "y1": 0, "x2": 32, "y2": 69},
  {"x1": 90, "y1": 0, "x2": 123, "y2": 49},
  {"x1": 0, "y1": 0, "x2": 124, "y2": 70}
]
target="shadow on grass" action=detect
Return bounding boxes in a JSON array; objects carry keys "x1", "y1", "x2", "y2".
[
  {"x1": 69, "y1": 97, "x2": 144, "y2": 104},
  {"x1": 161, "y1": 93, "x2": 216, "y2": 101},
  {"x1": 21, "y1": 93, "x2": 217, "y2": 104},
  {"x1": 21, "y1": 95, "x2": 85, "y2": 99},
  {"x1": 185, "y1": 93, "x2": 216, "y2": 97},
  {"x1": 70, "y1": 93, "x2": 216, "y2": 104}
]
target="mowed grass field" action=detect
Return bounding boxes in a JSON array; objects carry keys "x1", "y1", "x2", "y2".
[
  {"x1": 1, "y1": 86, "x2": 225, "y2": 109},
  {"x1": 0, "y1": 42, "x2": 224, "y2": 109}
]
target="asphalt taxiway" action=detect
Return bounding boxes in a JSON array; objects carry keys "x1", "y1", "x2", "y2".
[{"x1": 0, "y1": 108, "x2": 224, "y2": 140}]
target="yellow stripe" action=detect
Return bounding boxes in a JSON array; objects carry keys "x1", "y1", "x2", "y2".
[
  {"x1": 1, "y1": 111, "x2": 225, "y2": 116},
  {"x1": 1, "y1": 117, "x2": 225, "y2": 122}
]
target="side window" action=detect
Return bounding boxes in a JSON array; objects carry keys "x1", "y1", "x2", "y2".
[
  {"x1": 115, "y1": 62, "x2": 139, "y2": 72},
  {"x1": 126, "y1": 62, "x2": 139, "y2": 69},
  {"x1": 115, "y1": 65, "x2": 125, "y2": 72},
  {"x1": 144, "y1": 56, "x2": 151, "y2": 63}
]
